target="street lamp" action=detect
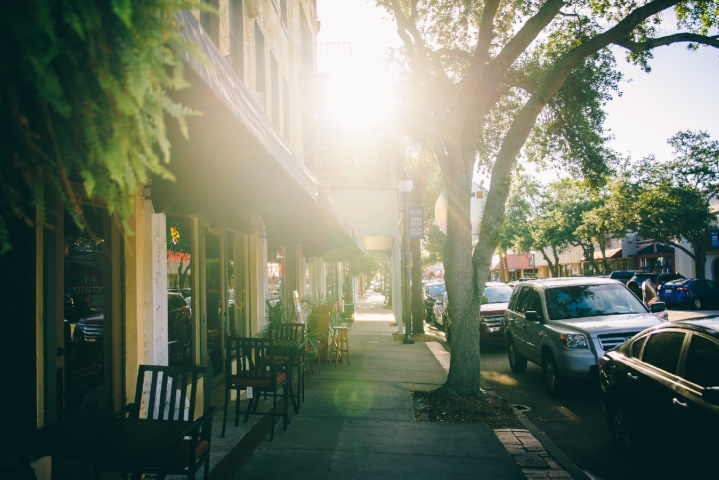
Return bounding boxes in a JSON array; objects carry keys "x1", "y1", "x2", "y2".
[{"x1": 398, "y1": 172, "x2": 414, "y2": 344}]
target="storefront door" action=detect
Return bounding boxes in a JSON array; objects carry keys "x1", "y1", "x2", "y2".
[{"x1": 202, "y1": 224, "x2": 225, "y2": 376}]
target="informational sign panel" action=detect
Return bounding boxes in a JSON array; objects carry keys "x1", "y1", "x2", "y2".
[
  {"x1": 408, "y1": 206, "x2": 425, "y2": 239},
  {"x1": 711, "y1": 231, "x2": 719, "y2": 248}
]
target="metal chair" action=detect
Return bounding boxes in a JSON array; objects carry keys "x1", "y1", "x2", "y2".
[{"x1": 221, "y1": 336, "x2": 289, "y2": 441}]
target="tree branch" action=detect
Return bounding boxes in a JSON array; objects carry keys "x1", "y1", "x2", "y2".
[
  {"x1": 614, "y1": 32, "x2": 719, "y2": 52},
  {"x1": 433, "y1": 47, "x2": 472, "y2": 61}
]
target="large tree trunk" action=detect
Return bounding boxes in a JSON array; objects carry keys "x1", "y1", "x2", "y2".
[
  {"x1": 441, "y1": 151, "x2": 481, "y2": 397},
  {"x1": 692, "y1": 242, "x2": 706, "y2": 278},
  {"x1": 541, "y1": 250, "x2": 556, "y2": 277}
]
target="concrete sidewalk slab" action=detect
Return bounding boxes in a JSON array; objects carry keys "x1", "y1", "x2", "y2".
[{"x1": 229, "y1": 293, "x2": 524, "y2": 479}]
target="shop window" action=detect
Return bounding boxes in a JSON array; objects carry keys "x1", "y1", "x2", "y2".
[
  {"x1": 166, "y1": 217, "x2": 193, "y2": 366},
  {"x1": 228, "y1": 233, "x2": 249, "y2": 337},
  {"x1": 268, "y1": 248, "x2": 285, "y2": 305},
  {"x1": 64, "y1": 208, "x2": 108, "y2": 416}
]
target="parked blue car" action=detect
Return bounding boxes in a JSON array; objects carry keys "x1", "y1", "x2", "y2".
[{"x1": 658, "y1": 278, "x2": 719, "y2": 310}]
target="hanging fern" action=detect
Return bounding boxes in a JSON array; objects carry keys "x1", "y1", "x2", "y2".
[{"x1": 0, "y1": 0, "x2": 207, "y2": 252}]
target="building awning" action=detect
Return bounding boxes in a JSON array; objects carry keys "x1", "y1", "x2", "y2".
[
  {"x1": 581, "y1": 247, "x2": 623, "y2": 261},
  {"x1": 635, "y1": 243, "x2": 674, "y2": 257},
  {"x1": 490, "y1": 254, "x2": 535, "y2": 271},
  {"x1": 151, "y1": 11, "x2": 363, "y2": 259}
]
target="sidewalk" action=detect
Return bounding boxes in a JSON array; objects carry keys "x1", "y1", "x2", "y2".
[{"x1": 224, "y1": 294, "x2": 525, "y2": 479}]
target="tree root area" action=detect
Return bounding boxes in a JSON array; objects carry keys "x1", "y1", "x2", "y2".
[{"x1": 411, "y1": 390, "x2": 524, "y2": 429}]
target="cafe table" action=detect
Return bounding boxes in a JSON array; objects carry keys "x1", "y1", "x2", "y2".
[{"x1": 24, "y1": 415, "x2": 195, "y2": 480}]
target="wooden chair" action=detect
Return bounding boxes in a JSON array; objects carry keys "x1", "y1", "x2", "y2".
[
  {"x1": 221, "y1": 337, "x2": 289, "y2": 441},
  {"x1": 270, "y1": 323, "x2": 307, "y2": 406},
  {"x1": 112, "y1": 365, "x2": 214, "y2": 480}
]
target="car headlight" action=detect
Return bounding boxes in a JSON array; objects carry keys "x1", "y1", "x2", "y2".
[{"x1": 561, "y1": 333, "x2": 588, "y2": 349}]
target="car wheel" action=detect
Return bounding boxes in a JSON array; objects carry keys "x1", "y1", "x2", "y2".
[
  {"x1": 693, "y1": 297, "x2": 702, "y2": 310},
  {"x1": 542, "y1": 353, "x2": 566, "y2": 397},
  {"x1": 610, "y1": 406, "x2": 643, "y2": 459},
  {"x1": 507, "y1": 337, "x2": 527, "y2": 373}
]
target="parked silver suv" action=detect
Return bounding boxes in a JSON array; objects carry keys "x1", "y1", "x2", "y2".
[{"x1": 504, "y1": 278, "x2": 667, "y2": 396}]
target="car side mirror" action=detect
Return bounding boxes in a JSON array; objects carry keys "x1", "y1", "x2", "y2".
[
  {"x1": 650, "y1": 302, "x2": 666, "y2": 313},
  {"x1": 525, "y1": 311, "x2": 541, "y2": 323},
  {"x1": 702, "y1": 386, "x2": 719, "y2": 406}
]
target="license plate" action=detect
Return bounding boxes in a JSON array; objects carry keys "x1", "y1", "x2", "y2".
[
  {"x1": 664, "y1": 289, "x2": 672, "y2": 294},
  {"x1": 85, "y1": 338, "x2": 96, "y2": 343}
]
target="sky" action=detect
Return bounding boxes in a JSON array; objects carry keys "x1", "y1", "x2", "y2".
[{"x1": 316, "y1": 1, "x2": 719, "y2": 170}]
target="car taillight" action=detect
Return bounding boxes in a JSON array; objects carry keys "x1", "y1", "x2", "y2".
[
  {"x1": 676, "y1": 286, "x2": 688, "y2": 292},
  {"x1": 599, "y1": 355, "x2": 611, "y2": 368},
  {"x1": 657, "y1": 285, "x2": 662, "y2": 291}
]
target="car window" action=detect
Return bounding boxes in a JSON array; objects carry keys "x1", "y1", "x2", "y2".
[
  {"x1": 168, "y1": 294, "x2": 178, "y2": 310},
  {"x1": 684, "y1": 335, "x2": 719, "y2": 387},
  {"x1": 526, "y1": 289, "x2": 542, "y2": 312},
  {"x1": 666, "y1": 278, "x2": 691, "y2": 286},
  {"x1": 545, "y1": 284, "x2": 646, "y2": 320},
  {"x1": 707, "y1": 280, "x2": 718, "y2": 290},
  {"x1": 642, "y1": 281, "x2": 659, "y2": 305},
  {"x1": 427, "y1": 284, "x2": 446, "y2": 296},
  {"x1": 658, "y1": 274, "x2": 684, "y2": 283},
  {"x1": 632, "y1": 336, "x2": 647, "y2": 357},
  {"x1": 515, "y1": 287, "x2": 533, "y2": 314},
  {"x1": 693, "y1": 280, "x2": 707, "y2": 288},
  {"x1": 482, "y1": 285, "x2": 513, "y2": 304},
  {"x1": 510, "y1": 287, "x2": 530, "y2": 313},
  {"x1": 641, "y1": 332, "x2": 686, "y2": 375}
]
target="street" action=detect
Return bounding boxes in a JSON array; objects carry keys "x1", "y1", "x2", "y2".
[{"x1": 435, "y1": 308, "x2": 719, "y2": 480}]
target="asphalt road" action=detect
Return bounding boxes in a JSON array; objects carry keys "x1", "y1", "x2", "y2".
[{"x1": 432, "y1": 308, "x2": 719, "y2": 480}]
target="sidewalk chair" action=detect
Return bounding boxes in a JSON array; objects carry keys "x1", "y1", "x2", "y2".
[
  {"x1": 221, "y1": 336, "x2": 289, "y2": 441},
  {"x1": 270, "y1": 323, "x2": 307, "y2": 405},
  {"x1": 113, "y1": 365, "x2": 215, "y2": 480}
]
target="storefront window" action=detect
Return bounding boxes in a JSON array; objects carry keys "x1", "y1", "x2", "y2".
[
  {"x1": 64, "y1": 208, "x2": 107, "y2": 416},
  {"x1": 267, "y1": 248, "x2": 284, "y2": 305},
  {"x1": 166, "y1": 217, "x2": 192, "y2": 366}
]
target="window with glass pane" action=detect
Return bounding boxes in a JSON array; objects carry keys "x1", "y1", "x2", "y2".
[
  {"x1": 632, "y1": 336, "x2": 647, "y2": 358},
  {"x1": 684, "y1": 336, "x2": 719, "y2": 387},
  {"x1": 641, "y1": 332, "x2": 686, "y2": 374}
]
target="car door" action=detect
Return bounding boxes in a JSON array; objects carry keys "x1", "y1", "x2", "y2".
[
  {"x1": 691, "y1": 279, "x2": 709, "y2": 306},
  {"x1": 634, "y1": 331, "x2": 688, "y2": 441},
  {"x1": 508, "y1": 286, "x2": 531, "y2": 355},
  {"x1": 522, "y1": 288, "x2": 545, "y2": 363},
  {"x1": 705, "y1": 280, "x2": 719, "y2": 307},
  {"x1": 675, "y1": 333, "x2": 719, "y2": 452}
]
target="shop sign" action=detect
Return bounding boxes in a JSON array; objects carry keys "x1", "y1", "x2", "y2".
[
  {"x1": 711, "y1": 230, "x2": 719, "y2": 248},
  {"x1": 408, "y1": 206, "x2": 425, "y2": 239},
  {"x1": 167, "y1": 221, "x2": 191, "y2": 264}
]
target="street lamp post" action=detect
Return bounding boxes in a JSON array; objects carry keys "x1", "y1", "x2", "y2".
[{"x1": 398, "y1": 173, "x2": 414, "y2": 345}]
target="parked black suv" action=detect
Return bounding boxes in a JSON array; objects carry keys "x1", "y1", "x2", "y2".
[
  {"x1": 423, "y1": 283, "x2": 446, "y2": 323},
  {"x1": 600, "y1": 318, "x2": 719, "y2": 464}
]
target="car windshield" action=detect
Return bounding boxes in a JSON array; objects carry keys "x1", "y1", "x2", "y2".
[
  {"x1": 428, "y1": 284, "x2": 446, "y2": 295},
  {"x1": 545, "y1": 284, "x2": 647, "y2": 320},
  {"x1": 482, "y1": 286, "x2": 513, "y2": 304}
]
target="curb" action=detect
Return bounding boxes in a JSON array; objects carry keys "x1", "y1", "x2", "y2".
[
  {"x1": 433, "y1": 339, "x2": 590, "y2": 480},
  {"x1": 480, "y1": 379, "x2": 590, "y2": 480}
]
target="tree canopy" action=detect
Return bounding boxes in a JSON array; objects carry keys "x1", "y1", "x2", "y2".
[
  {"x1": 0, "y1": 0, "x2": 201, "y2": 253},
  {"x1": 378, "y1": 0, "x2": 719, "y2": 396}
]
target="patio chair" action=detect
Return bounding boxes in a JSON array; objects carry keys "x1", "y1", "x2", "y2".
[
  {"x1": 270, "y1": 323, "x2": 307, "y2": 405},
  {"x1": 112, "y1": 365, "x2": 214, "y2": 480},
  {"x1": 221, "y1": 336, "x2": 289, "y2": 441}
]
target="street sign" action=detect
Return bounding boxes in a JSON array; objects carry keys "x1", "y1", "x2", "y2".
[
  {"x1": 408, "y1": 206, "x2": 424, "y2": 239},
  {"x1": 711, "y1": 231, "x2": 719, "y2": 248}
]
